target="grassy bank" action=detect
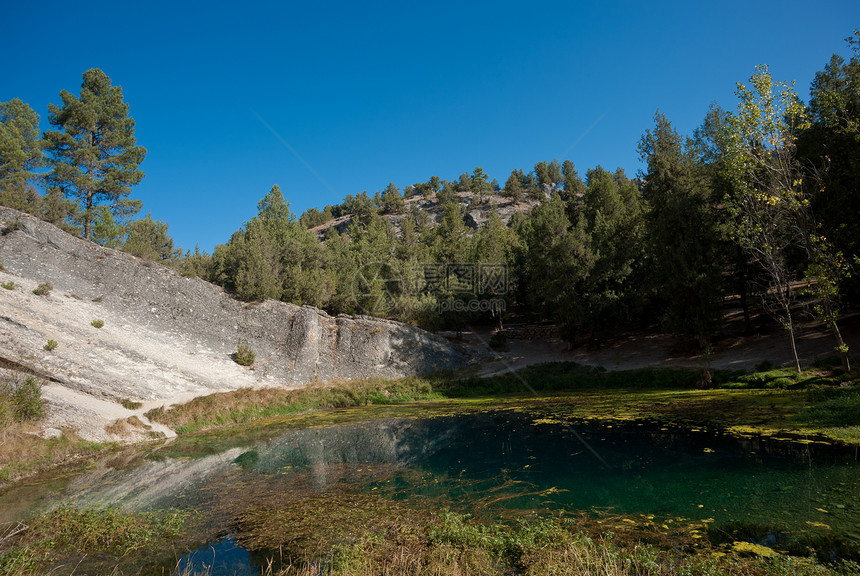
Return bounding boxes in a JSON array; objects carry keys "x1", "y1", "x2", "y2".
[
  {"x1": 0, "y1": 504, "x2": 191, "y2": 575},
  {"x1": 145, "y1": 361, "x2": 860, "y2": 443},
  {"x1": 2, "y1": 501, "x2": 857, "y2": 576},
  {"x1": 0, "y1": 375, "x2": 114, "y2": 485}
]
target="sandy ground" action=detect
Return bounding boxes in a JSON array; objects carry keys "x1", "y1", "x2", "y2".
[{"x1": 469, "y1": 311, "x2": 859, "y2": 378}]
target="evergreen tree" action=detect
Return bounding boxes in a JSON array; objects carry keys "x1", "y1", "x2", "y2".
[
  {"x1": 561, "y1": 160, "x2": 586, "y2": 203},
  {"x1": 579, "y1": 167, "x2": 647, "y2": 333},
  {"x1": 503, "y1": 169, "x2": 524, "y2": 202},
  {"x1": 0, "y1": 98, "x2": 43, "y2": 212},
  {"x1": 799, "y1": 34, "x2": 860, "y2": 301},
  {"x1": 471, "y1": 167, "x2": 490, "y2": 204},
  {"x1": 123, "y1": 214, "x2": 179, "y2": 263},
  {"x1": 43, "y1": 69, "x2": 145, "y2": 239},
  {"x1": 232, "y1": 217, "x2": 282, "y2": 302},
  {"x1": 639, "y1": 112, "x2": 723, "y2": 346},
  {"x1": 380, "y1": 182, "x2": 405, "y2": 214},
  {"x1": 517, "y1": 193, "x2": 594, "y2": 340},
  {"x1": 177, "y1": 245, "x2": 214, "y2": 280},
  {"x1": 40, "y1": 188, "x2": 79, "y2": 233},
  {"x1": 91, "y1": 206, "x2": 126, "y2": 248},
  {"x1": 434, "y1": 202, "x2": 470, "y2": 263}
]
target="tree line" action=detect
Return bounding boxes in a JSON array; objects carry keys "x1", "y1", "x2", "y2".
[{"x1": 1, "y1": 33, "x2": 858, "y2": 372}]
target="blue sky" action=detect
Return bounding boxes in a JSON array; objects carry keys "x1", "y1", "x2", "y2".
[{"x1": 2, "y1": 1, "x2": 857, "y2": 253}]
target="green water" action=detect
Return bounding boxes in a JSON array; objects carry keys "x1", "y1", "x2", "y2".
[{"x1": 1, "y1": 400, "x2": 858, "y2": 574}]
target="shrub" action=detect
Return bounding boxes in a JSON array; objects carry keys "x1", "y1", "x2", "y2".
[
  {"x1": 233, "y1": 344, "x2": 256, "y2": 367},
  {"x1": 120, "y1": 398, "x2": 143, "y2": 410},
  {"x1": 0, "y1": 377, "x2": 45, "y2": 422},
  {"x1": 1, "y1": 281, "x2": 16, "y2": 290},
  {"x1": 91, "y1": 319, "x2": 105, "y2": 328},
  {"x1": 44, "y1": 340, "x2": 58, "y2": 352},
  {"x1": 1, "y1": 220, "x2": 23, "y2": 235},
  {"x1": 32, "y1": 282, "x2": 53, "y2": 296}
]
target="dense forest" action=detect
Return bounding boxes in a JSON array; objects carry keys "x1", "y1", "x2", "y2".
[{"x1": 2, "y1": 34, "x2": 858, "y2": 373}]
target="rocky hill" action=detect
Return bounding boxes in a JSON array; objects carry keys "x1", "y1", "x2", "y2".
[
  {"x1": 0, "y1": 207, "x2": 474, "y2": 442},
  {"x1": 308, "y1": 191, "x2": 541, "y2": 239}
]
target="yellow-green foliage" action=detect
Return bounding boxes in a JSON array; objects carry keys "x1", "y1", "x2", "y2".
[{"x1": 91, "y1": 319, "x2": 104, "y2": 328}]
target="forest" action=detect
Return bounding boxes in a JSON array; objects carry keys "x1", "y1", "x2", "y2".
[{"x1": 1, "y1": 34, "x2": 858, "y2": 374}]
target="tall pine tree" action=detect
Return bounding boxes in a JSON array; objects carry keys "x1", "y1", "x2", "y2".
[{"x1": 43, "y1": 69, "x2": 145, "y2": 239}]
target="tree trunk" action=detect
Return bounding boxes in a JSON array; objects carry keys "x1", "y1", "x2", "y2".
[
  {"x1": 787, "y1": 319, "x2": 802, "y2": 374},
  {"x1": 830, "y1": 321, "x2": 851, "y2": 373}
]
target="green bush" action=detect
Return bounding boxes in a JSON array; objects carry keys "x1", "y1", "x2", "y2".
[
  {"x1": 0, "y1": 377, "x2": 45, "y2": 422},
  {"x1": 120, "y1": 398, "x2": 143, "y2": 410},
  {"x1": 91, "y1": 319, "x2": 105, "y2": 328},
  {"x1": 233, "y1": 344, "x2": 256, "y2": 367},
  {"x1": 1, "y1": 281, "x2": 16, "y2": 290},
  {"x1": 1, "y1": 220, "x2": 23, "y2": 235},
  {"x1": 32, "y1": 282, "x2": 53, "y2": 296},
  {"x1": 44, "y1": 340, "x2": 58, "y2": 352}
]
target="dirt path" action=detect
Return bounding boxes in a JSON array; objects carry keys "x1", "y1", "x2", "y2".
[{"x1": 469, "y1": 313, "x2": 859, "y2": 378}]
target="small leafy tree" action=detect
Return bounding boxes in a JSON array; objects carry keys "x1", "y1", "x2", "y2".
[{"x1": 721, "y1": 66, "x2": 847, "y2": 373}]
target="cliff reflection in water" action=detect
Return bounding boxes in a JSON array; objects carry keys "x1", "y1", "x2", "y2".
[{"x1": 7, "y1": 409, "x2": 859, "y2": 542}]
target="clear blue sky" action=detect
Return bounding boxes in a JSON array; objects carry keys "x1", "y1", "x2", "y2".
[{"x1": 2, "y1": 1, "x2": 857, "y2": 253}]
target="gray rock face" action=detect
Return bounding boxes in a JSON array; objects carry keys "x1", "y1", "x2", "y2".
[{"x1": 0, "y1": 208, "x2": 473, "y2": 441}]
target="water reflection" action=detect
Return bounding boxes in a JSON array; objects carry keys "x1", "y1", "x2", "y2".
[{"x1": 1, "y1": 406, "x2": 858, "y2": 573}]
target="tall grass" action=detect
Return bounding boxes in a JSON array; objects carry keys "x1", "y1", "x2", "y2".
[{"x1": 146, "y1": 376, "x2": 443, "y2": 434}]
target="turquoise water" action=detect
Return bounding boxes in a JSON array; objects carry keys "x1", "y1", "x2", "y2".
[{"x1": 1, "y1": 405, "x2": 858, "y2": 574}]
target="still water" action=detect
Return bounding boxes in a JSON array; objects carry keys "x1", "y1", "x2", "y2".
[{"x1": 2, "y1": 402, "x2": 858, "y2": 574}]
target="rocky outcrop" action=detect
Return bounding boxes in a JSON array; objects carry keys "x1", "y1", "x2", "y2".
[
  {"x1": 0, "y1": 207, "x2": 473, "y2": 441},
  {"x1": 309, "y1": 192, "x2": 539, "y2": 240}
]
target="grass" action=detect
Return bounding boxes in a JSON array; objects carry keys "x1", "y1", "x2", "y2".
[
  {"x1": 0, "y1": 374, "x2": 114, "y2": 485},
  {"x1": 204, "y1": 505, "x2": 860, "y2": 576},
  {"x1": 5, "y1": 504, "x2": 856, "y2": 576},
  {"x1": 120, "y1": 398, "x2": 143, "y2": 410},
  {"x1": 0, "y1": 504, "x2": 190, "y2": 574},
  {"x1": 145, "y1": 360, "x2": 860, "y2": 442},
  {"x1": 146, "y1": 376, "x2": 442, "y2": 434}
]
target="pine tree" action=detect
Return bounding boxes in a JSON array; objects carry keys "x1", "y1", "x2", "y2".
[
  {"x1": 43, "y1": 69, "x2": 145, "y2": 239},
  {"x1": 639, "y1": 112, "x2": 723, "y2": 347},
  {"x1": 0, "y1": 98, "x2": 43, "y2": 212},
  {"x1": 123, "y1": 214, "x2": 179, "y2": 263}
]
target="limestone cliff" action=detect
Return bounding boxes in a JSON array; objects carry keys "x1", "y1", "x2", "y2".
[{"x1": 0, "y1": 207, "x2": 473, "y2": 441}]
